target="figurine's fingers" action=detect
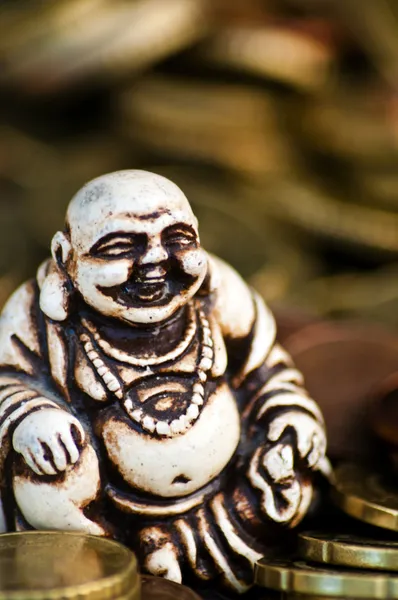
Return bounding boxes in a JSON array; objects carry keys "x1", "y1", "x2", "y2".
[
  {"x1": 39, "y1": 460, "x2": 58, "y2": 476},
  {"x1": 267, "y1": 415, "x2": 289, "y2": 443},
  {"x1": 296, "y1": 430, "x2": 314, "y2": 461},
  {"x1": 306, "y1": 433, "x2": 326, "y2": 469},
  {"x1": 23, "y1": 449, "x2": 44, "y2": 476},
  {"x1": 36, "y1": 444, "x2": 58, "y2": 476},
  {"x1": 61, "y1": 431, "x2": 80, "y2": 464},
  {"x1": 297, "y1": 421, "x2": 325, "y2": 464},
  {"x1": 268, "y1": 412, "x2": 323, "y2": 463},
  {"x1": 262, "y1": 443, "x2": 295, "y2": 483},
  {"x1": 51, "y1": 437, "x2": 68, "y2": 472},
  {"x1": 305, "y1": 443, "x2": 318, "y2": 469}
]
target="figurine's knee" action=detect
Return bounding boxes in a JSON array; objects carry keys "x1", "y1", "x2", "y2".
[
  {"x1": 140, "y1": 526, "x2": 182, "y2": 583},
  {"x1": 13, "y1": 444, "x2": 104, "y2": 535}
]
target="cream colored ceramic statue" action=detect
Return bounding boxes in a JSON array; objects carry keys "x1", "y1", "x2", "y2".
[{"x1": 0, "y1": 170, "x2": 329, "y2": 592}]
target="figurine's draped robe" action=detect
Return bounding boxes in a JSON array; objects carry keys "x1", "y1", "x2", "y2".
[{"x1": 0, "y1": 256, "x2": 326, "y2": 591}]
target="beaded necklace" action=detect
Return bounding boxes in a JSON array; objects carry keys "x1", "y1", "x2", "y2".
[{"x1": 80, "y1": 301, "x2": 213, "y2": 437}]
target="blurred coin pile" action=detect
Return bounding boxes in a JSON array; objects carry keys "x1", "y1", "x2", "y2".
[{"x1": 2, "y1": 0, "x2": 398, "y2": 325}]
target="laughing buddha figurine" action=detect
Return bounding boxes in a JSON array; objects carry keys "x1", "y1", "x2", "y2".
[{"x1": 0, "y1": 171, "x2": 329, "y2": 592}]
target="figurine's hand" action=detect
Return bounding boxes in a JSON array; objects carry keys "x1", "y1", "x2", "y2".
[
  {"x1": 262, "y1": 442, "x2": 295, "y2": 484},
  {"x1": 248, "y1": 441, "x2": 310, "y2": 524},
  {"x1": 267, "y1": 411, "x2": 326, "y2": 471},
  {"x1": 13, "y1": 408, "x2": 85, "y2": 476}
]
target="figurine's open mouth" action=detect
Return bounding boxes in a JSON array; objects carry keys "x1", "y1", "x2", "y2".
[
  {"x1": 134, "y1": 278, "x2": 166, "y2": 302},
  {"x1": 117, "y1": 275, "x2": 168, "y2": 304},
  {"x1": 99, "y1": 278, "x2": 169, "y2": 307},
  {"x1": 98, "y1": 262, "x2": 196, "y2": 308}
]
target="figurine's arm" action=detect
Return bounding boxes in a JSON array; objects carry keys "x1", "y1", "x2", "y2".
[
  {"x1": 241, "y1": 339, "x2": 327, "y2": 475},
  {"x1": 241, "y1": 340, "x2": 328, "y2": 527},
  {"x1": 211, "y1": 255, "x2": 324, "y2": 432},
  {"x1": 0, "y1": 279, "x2": 84, "y2": 476},
  {"x1": 210, "y1": 255, "x2": 328, "y2": 525}
]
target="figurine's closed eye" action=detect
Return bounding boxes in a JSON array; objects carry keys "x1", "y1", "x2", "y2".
[
  {"x1": 90, "y1": 233, "x2": 146, "y2": 258},
  {"x1": 162, "y1": 224, "x2": 197, "y2": 249}
]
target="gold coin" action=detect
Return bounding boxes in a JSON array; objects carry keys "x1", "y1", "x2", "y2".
[
  {"x1": 285, "y1": 595, "x2": 368, "y2": 600},
  {"x1": 255, "y1": 556, "x2": 398, "y2": 598},
  {"x1": 332, "y1": 463, "x2": 398, "y2": 531},
  {"x1": 0, "y1": 531, "x2": 139, "y2": 600},
  {"x1": 2, "y1": 0, "x2": 209, "y2": 94},
  {"x1": 299, "y1": 531, "x2": 398, "y2": 571},
  {"x1": 198, "y1": 24, "x2": 335, "y2": 92},
  {"x1": 141, "y1": 575, "x2": 202, "y2": 599}
]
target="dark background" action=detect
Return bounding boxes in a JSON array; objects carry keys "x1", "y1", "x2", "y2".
[{"x1": 1, "y1": 0, "x2": 398, "y2": 328}]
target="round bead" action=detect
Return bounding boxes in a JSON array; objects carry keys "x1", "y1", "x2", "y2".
[{"x1": 192, "y1": 393, "x2": 203, "y2": 405}]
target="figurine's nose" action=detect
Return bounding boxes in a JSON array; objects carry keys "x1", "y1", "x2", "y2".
[{"x1": 139, "y1": 240, "x2": 168, "y2": 266}]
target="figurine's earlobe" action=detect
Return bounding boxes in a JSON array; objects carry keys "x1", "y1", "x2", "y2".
[
  {"x1": 197, "y1": 253, "x2": 219, "y2": 296},
  {"x1": 39, "y1": 231, "x2": 73, "y2": 321}
]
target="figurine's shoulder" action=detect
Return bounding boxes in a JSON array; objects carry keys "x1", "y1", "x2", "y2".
[
  {"x1": 0, "y1": 259, "x2": 56, "y2": 364},
  {"x1": 206, "y1": 253, "x2": 267, "y2": 339},
  {"x1": 0, "y1": 275, "x2": 43, "y2": 369},
  {"x1": 1, "y1": 256, "x2": 52, "y2": 322},
  {"x1": 0, "y1": 277, "x2": 39, "y2": 329}
]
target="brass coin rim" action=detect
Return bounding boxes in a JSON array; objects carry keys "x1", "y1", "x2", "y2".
[
  {"x1": 299, "y1": 531, "x2": 398, "y2": 571},
  {"x1": 332, "y1": 464, "x2": 398, "y2": 531},
  {"x1": 0, "y1": 531, "x2": 139, "y2": 600},
  {"x1": 255, "y1": 557, "x2": 398, "y2": 598},
  {"x1": 141, "y1": 575, "x2": 203, "y2": 600},
  {"x1": 284, "y1": 595, "x2": 370, "y2": 600}
]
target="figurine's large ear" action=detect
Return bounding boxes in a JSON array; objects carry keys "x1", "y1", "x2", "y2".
[
  {"x1": 51, "y1": 230, "x2": 72, "y2": 268},
  {"x1": 39, "y1": 231, "x2": 73, "y2": 321}
]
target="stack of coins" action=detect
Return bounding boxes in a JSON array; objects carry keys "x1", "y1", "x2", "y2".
[
  {"x1": 255, "y1": 462, "x2": 398, "y2": 600},
  {"x1": 331, "y1": 463, "x2": 398, "y2": 533},
  {"x1": 0, "y1": 531, "x2": 140, "y2": 600},
  {"x1": 0, "y1": 531, "x2": 206, "y2": 600}
]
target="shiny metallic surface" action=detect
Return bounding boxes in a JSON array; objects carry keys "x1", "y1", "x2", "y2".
[
  {"x1": 332, "y1": 464, "x2": 398, "y2": 531},
  {"x1": 255, "y1": 556, "x2": 398, "y2": 598},
  {"x1": 0, "y1": 531, "x2": 139, "y2": 600},
  {"x1": 299, "y1": 531, "x2": 398, "y2": 571}
]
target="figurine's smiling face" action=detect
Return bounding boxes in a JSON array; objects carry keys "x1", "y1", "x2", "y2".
[{"x1": 65, "y1": 171, "x2": 208, "y2": 324}]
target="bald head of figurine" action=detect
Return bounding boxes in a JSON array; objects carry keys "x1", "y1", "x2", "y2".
[{"x1": 50, "y1": 170, "x2": 208, "y2": 324}]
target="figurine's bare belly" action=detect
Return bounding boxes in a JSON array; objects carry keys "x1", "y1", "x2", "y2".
[{"x1": 101, "y1": 382, "x2": 240, "y2": 498}]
